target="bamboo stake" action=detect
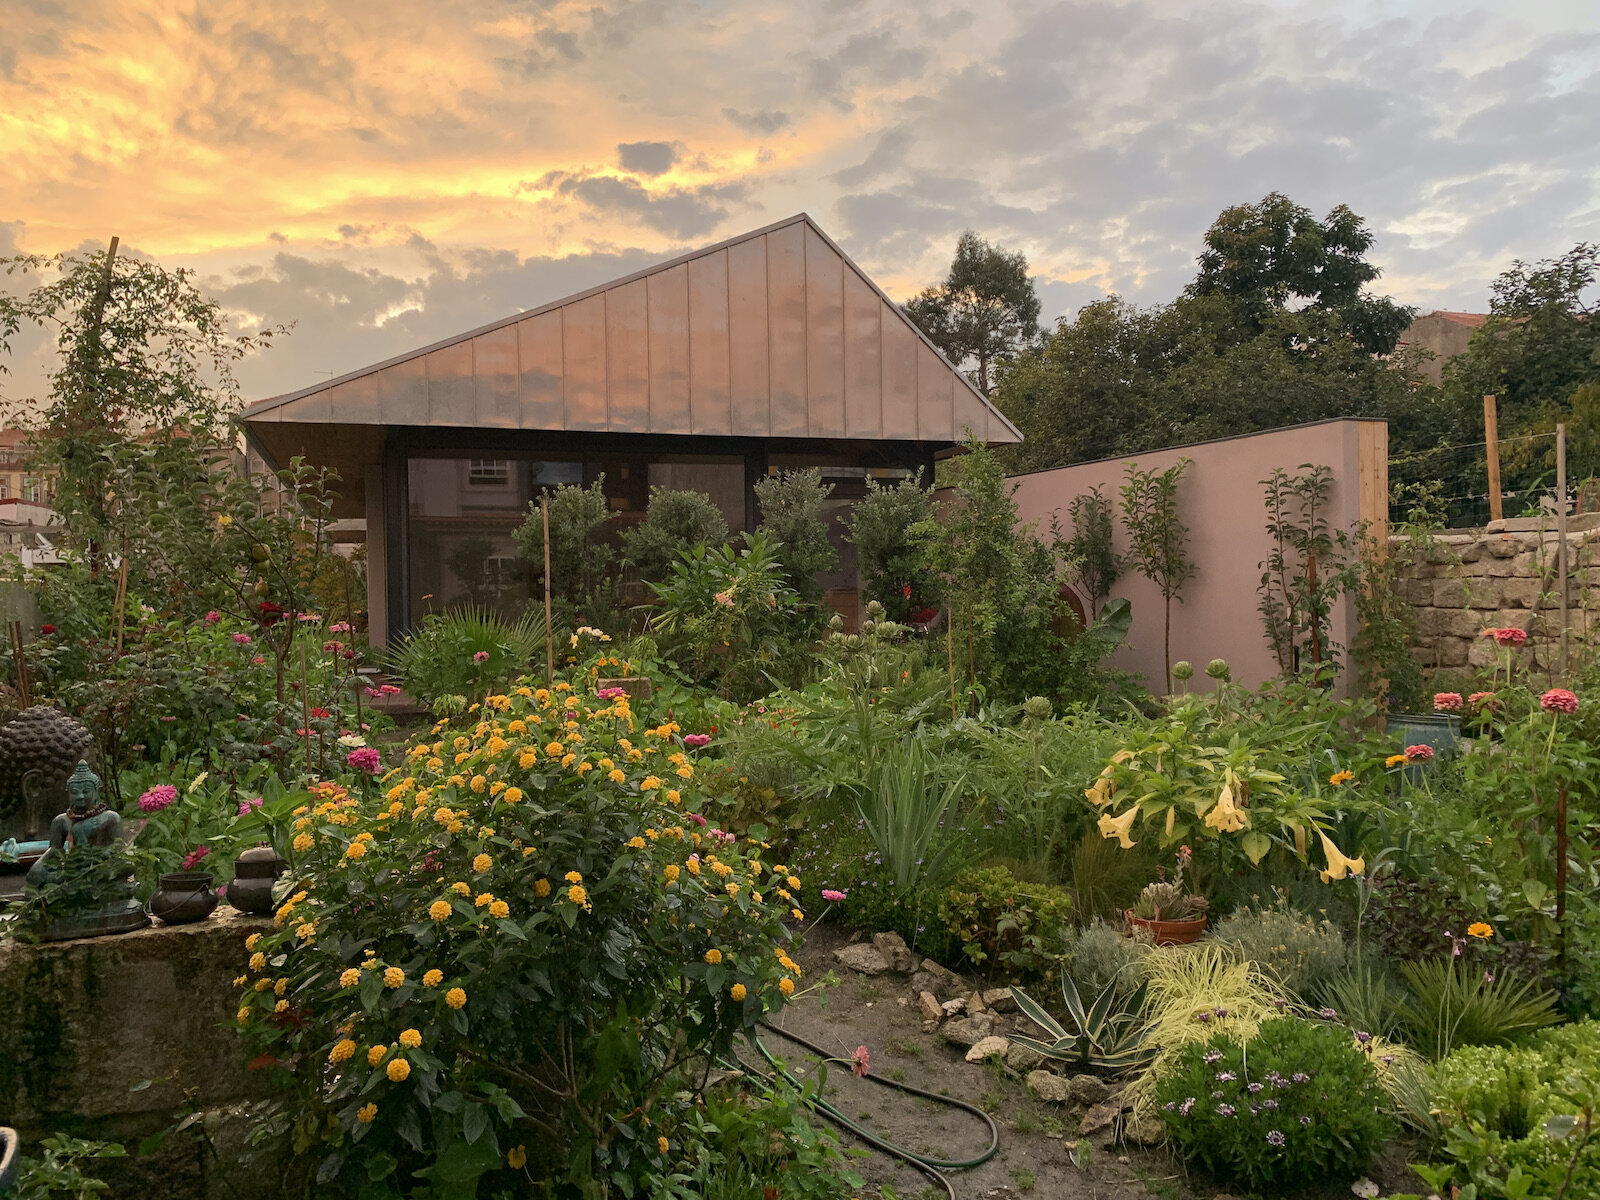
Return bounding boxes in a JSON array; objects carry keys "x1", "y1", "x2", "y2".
[
  {"x1": 541, "y1": 494, "x2": 554, "y2": 685},
  {"x1": 112, "y1": 556, "x2": 130, "y2": 654},
  {"x1": 1484, "y1": 395, "x2": 1503, "y2": 522},
  {"x1": 1557, "y1": 422, "x2": 1569, "y2": 679},
  {"x1": 1556, "y1": 786, "x2": 1569, "y2": 966},
  {"x1": 945, "y1": 608, "x2": 957, "y2": 722},
  {"x1": 300, "y1": 642, "x2": 314, "y2": 776}
]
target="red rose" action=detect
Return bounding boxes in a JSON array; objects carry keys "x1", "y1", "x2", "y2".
[{"x1": 39, "y1": 624, "x2": 55, "y2": 634}]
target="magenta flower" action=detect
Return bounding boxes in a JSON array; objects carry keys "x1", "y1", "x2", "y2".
[
  {"x1": 329, "y1": 621, "x2": 352, "y2": 633},
  {"x1": 138, "y1": 784, "x2": 178, "y2": 814},
  {"x1": 231, "y1": 632, "x2": 252, "y2": 645},
  {"x1": 1433, "y1": 692, "x2": 1464, "y2": 712},
  {"x1": 1540, "y1": 688, "x2": 1578, "y2": 715},
  {"x1": 1481, "y1": 627, "x2": 1528, "y2": 647},
  {"x1": 683, "y1": 733, "x2": 712, "y2": 749},
  {"x1": 1404, "y1": 744, "x2": 1435, "y2": 763},
  {"x1": 182, "y1": 845, "x2": 210, "y2": 870},
  {"x1": 597, "y1": 687, "x2": 627, "y2": 700},
  {"x1": 346, "y1": 747, "x2": 382, "y2": 775},
  {"x1": 821, "y1": 888, "x2": 847, "y2": 902},
  {"x1": 472, "y1": 650, "x2": 490, "y2": 663},
  {"x1": 237, "y1": 796, "x2": 264, "y2": 816},
  {"x1": 851, "y1": 1045, "x2": 870, "y2": 1078},
  {"x1": 203, "y1": 610, "x2": 221, "y2": 625},
  {"x1": 686, "y1": 812, "x2": 708, "y2": 827}
]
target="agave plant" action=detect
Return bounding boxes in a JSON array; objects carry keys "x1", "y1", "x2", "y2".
[{"x1": 1010, "y1": 972, "x2": 1155, "y2": 1074}]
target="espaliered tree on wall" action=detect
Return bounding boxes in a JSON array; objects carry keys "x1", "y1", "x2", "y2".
[{"x1": 1119, "y1": 459, "x2": 1195, "y2": 693}]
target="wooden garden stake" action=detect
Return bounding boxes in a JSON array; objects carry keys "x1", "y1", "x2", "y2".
[
  {"x1": 946, "y1": 609, "x2": 957, "y2": 722},
  {"x1": 541, "y1": 493, "x2": 554, "y2": 684},
  {"x1": 300, "y1": 641, "x2": 316, "y2": 775},
  {"x1": 1557, "y1": 422, "x2": 1569, "y2": 679},
  {"x1": 1484, "y1": 395, "x2": 1503, "y2": 522}
]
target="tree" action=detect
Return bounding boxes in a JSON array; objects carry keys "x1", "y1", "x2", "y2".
[
  {"x1": 846, "y1": 472, "x2": 941, "y2": 622},
  {"x1": 1190, "y1": 192, "x2": 1414, "y2": 354},
  {"x1": 1066, "y1": 486, "x2": 1119, "y2": 617},
  {"x1": 904, "y1": 231, "x2": 1041, "y2": 395},
  {"x1": 513, "y1": 479, "x2": 616, "y2": 626},
  {"x1": 753, "y1": 469, "x2": 837, "y2": 606},
  {"x1": 0, "y1": 240, "x2": 285, "y2": 571},
  {"x1": 1119, "y1": 459, "x2": 1195, "y2": 692},
  {"x1": 618, "y1": 487, "x2": 729, "y2": 584}
]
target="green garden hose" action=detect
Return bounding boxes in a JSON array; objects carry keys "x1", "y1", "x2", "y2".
[{"x1": 743, "y1": 1020, "x2": 1001, "y2": 1200}]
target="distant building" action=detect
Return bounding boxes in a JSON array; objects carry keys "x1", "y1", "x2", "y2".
[
  {"x1": 0, "y1": 429, "x2": 54, "y2": 505},
  {"x1": 1395, "y1": 311, "x2": 1487, "y2": 386}
]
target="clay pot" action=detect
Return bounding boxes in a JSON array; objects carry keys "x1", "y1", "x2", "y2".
[
  {"x1": 228, "y1": 844, "x2": 286, "y2": 915},
  {"x1": 150, "y1": 871, "x2": 219, "y2": 925},
  {"x1": 1125, "y1": 910, "x2": 1208, "y2": 946}
]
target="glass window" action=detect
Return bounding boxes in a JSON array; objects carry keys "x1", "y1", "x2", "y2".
[{"x1": 468, "y1": 459, "x2": 510, "y2": 486}]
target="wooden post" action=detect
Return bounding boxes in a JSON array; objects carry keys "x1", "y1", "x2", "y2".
[
  {"x1": 541, "y1": 494, "x2": 554, "y2": 685},
  {"x1": 1484, "y1": 395, "x2": 1503, "y2": 522},
  {"x1": 1557, "y1": 422, "x2": 1569, "y2": 679},
  {"x1": 946, "y1": 608, "x2": 957, "y2": 722}
]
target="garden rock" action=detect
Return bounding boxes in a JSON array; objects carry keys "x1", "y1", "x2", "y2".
[
  {"x1": 1123, "y1": 1113, "x2": 1165, "y2": 1146},
  {"x1": 918, "y1": 991, "x2": 944, "y2": 1022},
  {"x1": 1068, "y1": 1074, "x2": 1111, "y2": 1105},
  {"x1": 871, "y1": 931, "x2": 919, "y2": 973},
  {"x1": 833, "y1": 943, "x2": 890, "y2": 975},
  {"x1": 941, "y1": 997, "x2": 966, "y2": 1016},
  {"x1": 908, "y1": 970, "x2": 944, "y2": 999},
  {"x1": 967, "y1": 990, "x2": 988, "y2": 1014},
  {"x1": 1005, "y1": 1042, "x2": 1046, "y2": 1072},
  {"x1": 941, "y1": 1013, "x2": 997, "y2": 1048},
  {"x1": 981, "y1": 987, "x2": 1016, "y2": 1013},
  {"x1": 1079, "y1": 1101, "x2": 1121, "y2": 1137},
  {"x1": 965, "y1": 1036, "x2": 1009, "y2": 1064},
  {"x1": 920, "y1": 958, "x2": 957, "y2": 980},
  {"x1": 1025, "y1": 1070, "x2": 1071, "y2": 1103}
]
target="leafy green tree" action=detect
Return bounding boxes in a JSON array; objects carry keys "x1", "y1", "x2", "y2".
[
  {"x1": 513, "y1": 479, "x2": 615, "y2": 626},
  {"x1": 846, "y1": 472, "x2": 941, "y2": 621},
  {"x1": 618, "y1": 486, "x2": 729, "y2": 583},
  {"x1": 753, "y1": 468, "x2": 837, "y2": 606},
  {"x1": 1119, "y1": 459, "x2": 1195, "y2": 692},
  {"x1": 904, "y1": 231, "x2": 1042, "y2": 395},
  {"x1": 1066, "y1": 485, "x2": 1119, "y2": 617},
  {"x1": 0, "y1": 239, "x2": 285, "y2": 571}
]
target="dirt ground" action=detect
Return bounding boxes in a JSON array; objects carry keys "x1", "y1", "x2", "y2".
[{"x1": 767, "y1": 923, "x2": 1182, "y2": 1200}]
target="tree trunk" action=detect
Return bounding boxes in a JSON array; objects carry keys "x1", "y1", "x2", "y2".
[{"x1": 1164, "y1": 592, "x2": 1173, "y2": 695}]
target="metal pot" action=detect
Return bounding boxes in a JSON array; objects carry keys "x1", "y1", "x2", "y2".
[
  {"x1": 150, "y1": 871, "x2": 219, "y2": 925},
  {"x1": 228, "y1": 844, "x2": 285, "y2": 916}
]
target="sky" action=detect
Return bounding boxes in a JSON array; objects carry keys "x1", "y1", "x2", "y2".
[{"x1": 2, "y1": 0, "x2": 1599, "y2": 403}]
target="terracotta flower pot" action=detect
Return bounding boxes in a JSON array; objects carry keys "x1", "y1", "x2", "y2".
[{"x1": 1126, "y1": 910, "x2": 1208, "y2": 946}]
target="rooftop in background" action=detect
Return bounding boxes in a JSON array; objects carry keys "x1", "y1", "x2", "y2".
[{"x1": 1395, "y1": 310, "x2": 1490, "y2": 385}]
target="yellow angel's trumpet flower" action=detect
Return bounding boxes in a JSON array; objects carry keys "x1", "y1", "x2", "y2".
[
  {"x1": 1317, "y1": 830, "x2": 1365, "y2": 882},
  {"x1": 1203, "y1": 781, "x2": 1248, "y2": 833},
  {"x1": 1098, "y1": 806, "x2": 1138, "y2": 849}
]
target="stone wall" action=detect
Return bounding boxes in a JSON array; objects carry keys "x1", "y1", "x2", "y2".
[
  {"x1": 0, "y1": 909, "x2": 277, "y2": 1197},
  {"x1": 1396, "y1": 515, "x2": 1600, "y2": 672}
]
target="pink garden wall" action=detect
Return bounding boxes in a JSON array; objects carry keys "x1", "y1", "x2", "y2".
[{"x1": 1009, "y1": 418, "x2": 1389, "y2": 692}]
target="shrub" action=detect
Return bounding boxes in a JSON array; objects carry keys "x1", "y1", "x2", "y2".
[
  {"x1": 1059, "y1": 918, "x2": 1150, "y2": 997},
  {"x1": 619, "y1": 487, "x2": 730, "y2": 584},
  {"x1": 753, "y1": 469, "x2": 837, "y2": 606},
  {"x1": 388, "y1": 607, "x2": 548, "y2": 713},
  {"x1": 234, "y1": 667, "x2": 802, "y2": 1195},
  {"x1": 1209, "y1": 900, "x2": 1348, "y2": 1000},
  {"x1": 513, "y1": 478, "x2": 616, "y2": 625},
  {"x1": 1396, "y1": 956, "x2": 1562, "y2": 1059},
  {"x1": 846, "y1": 473, "x2": 941, "y2": 621},
  {"x1": 1156, "y1": 1017, "x2": 1393, "y2": 1192},
  {"x1": 940, "y1": 865, "x2": 1073, "y2": 977}
]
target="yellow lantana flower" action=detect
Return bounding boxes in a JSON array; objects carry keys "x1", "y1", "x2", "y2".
[
  {"x1": 730, "y1": 983, "x2": 747, "y2": 1001},
  {"x1": 368, "y1": 1044, "x2": 387, "y2": 1066},
  {"x1": 429, "y1": 900, "x2": 452, "y2": 921},
  {"x1": 473, "y1": 853, "x2": 492, "y2": 874},
  {"x1": 535, "y1": 878, "x2": 551, "y2": 897},
  {"x1": 399, "y1": 1028, "x2": 422, "y2": 1048},
  {"x1": 489, "y1": 900, "x2": 510, "y2": 919},
  {"x1": 387, "y1": 1058, "x2": 410, "y2": 1082},
  {"x1": 340, "y1": 967, "x2": 361, "y2": 988},
  {"x1": 423, "y1": 969, "x2": 444, "y2": 987},
  {"x1": 446, "y1": 987, "x2": 467, "y2": 1010},
  {"x1": 329, "y1": 1039, "x2": 357, "y2": 1064},
  {"x1": 384, "y1": 967, "x2": 405, "y2": 988},
  {"x1": 357, "y1": 1103, "x2": 378, "y2": 1123}
]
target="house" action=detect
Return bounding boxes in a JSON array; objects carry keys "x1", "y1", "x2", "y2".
[
  {"x1": 240, "y1": 214, "x2": 1019, "y2": 643},
  {"x1": 1394, "y1": 311, "x2": 1487, "y2": 386}
]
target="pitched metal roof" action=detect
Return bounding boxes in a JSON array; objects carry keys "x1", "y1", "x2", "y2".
[{"x1": 240, "y1": 214, "x2": 1020, "y2": 446}]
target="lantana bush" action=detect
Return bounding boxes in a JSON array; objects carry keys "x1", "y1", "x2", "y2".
[{"x1": 236, "y1": 661, "x2": 805, "y2": 1196}]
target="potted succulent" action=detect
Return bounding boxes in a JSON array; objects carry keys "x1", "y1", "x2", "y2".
[{"x1": 1125, "y1": 850, "x2": 1208, "y2": 945}]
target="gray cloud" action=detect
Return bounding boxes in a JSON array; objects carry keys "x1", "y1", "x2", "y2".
[
  {"x1": 617, "y1": 140, "x2": 679, "y2": 176},
  {"x1": 542, "y1": 173, "x2": 747, "y2": 239},
  {"x1": 721, "y1": 107, "x2": 791, "y2": 134}
]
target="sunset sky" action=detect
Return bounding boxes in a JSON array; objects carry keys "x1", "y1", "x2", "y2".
[{"x1": 3, "y1": 0, "x2": 1598, "y2": 402}]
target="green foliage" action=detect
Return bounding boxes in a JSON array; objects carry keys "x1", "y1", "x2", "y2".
[
  {"x1": 512, "y1": 478, "x2": 616, "y2": 625},
  {"x1": 846, "y1": 472, "x2": 941, "y2": 621},
  {"x1": 648, "y1": 532, "x2": 810, "y2": 701},
  {"x1": 618, "y1": 487, "x2": 730, "y2": 584},
  {"x1": 1344, "y1": 523, "x2": 1428, "y2": 713},
  {"x1": 1156, "y1": 1017, "x2": 1393, "y2": 1192},
  {"x1": 902, "y1": 230, "x2": 1041, "y2": 395},
  {"x1": 753, "y1": 469, "x2": 837, "y2": 606},
  {"x1": 1119, "y1": 458, "x2": 1195, "y2": 691},
  {"x1": 1258, "y1": 464, "x2": 1343, "y2": 676},
  {"x1": 940, "y1": 865, "x2": 1073, "y2": 976},
  {"x1": 9, "y1": 1134, "x2": 126, "y2": 1200},
  {"x1": 1396, "y1": 957, "x2": 1562, "y2": 1060},
  {"x1": 849, "y1": 736, "x2": 964, "y2": 895},
  {"x1": 1065, "y1": 486, "x2": 1119, "y2": 615},
  {"x1": 389, "y1": 606, "x2": 548, "y2": 713},
  {"x1": 235, "y1": 666, "x2": 803, "y2": 1195},
  {"x1": 1010, "y1": 971, "x2": 1154, "y2": 1074},
  {"x1": 1209, "y1": 900, "x2": 1348, "y2": 1000},
  {"x1": 1058, "y1": 918, "x2": 1151, "y2": 998}
]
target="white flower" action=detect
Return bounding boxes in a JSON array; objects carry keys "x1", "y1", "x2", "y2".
[
  {"x1": 1351, "y1": 1180, "x2": 1379, "y2": 1199},
  {"x1": 186, "y1": 771, "x2": 209, "y2": 794},
  {"x1": 337, "y1": 734, "x2": 367, "y2": 749}
]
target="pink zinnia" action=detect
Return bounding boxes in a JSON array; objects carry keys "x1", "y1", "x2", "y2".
[
  {"x1": 472, "y1": 650, "x2": 490, "y2": 663},
  {"x1": 237, "y1": 796, "x2": 263, "y2": 816},
  {"x1": 203, "y1": 611, "x2": 221, "y2": 625},
  {"x1": 329, "y1": 621, "x2": 351, "y2": 633},
  {"x1": 851, "y1": 1045, "x2": 870, "y2": 1078},
  {"x1": 686, "y1": 812, "x2": 708, "y2": 827},
  {"x1": 1481, "y1": 627, "x2": 1527, "y2": 647},
  {"x1": 1433, "y1": 692, "x2": 1464, "y2": 713},
  {"x1": 1469, "y1": 691, "x2": 1496, "y2": 710},
  {"x1": 1540, "y1": 688, "x2": 1578, "y2": 715},
  {"x1": 683, "y1": 733, "x2": 712, "y2": 749},
  {"x1": 231, "y1": 632, "x2": 252, "y2": 645},
  {"x1": 821, "y1": 889, "x2": 847, "y2": 902},
  {"x1": 346, "y1": 747, "x2": 382, "y2": 774},
  {"x1": 182, "y1": 844, "x2": 210, "y2": 870},
  {"x1": 1404, "y1": 744, "x2": 1435, "y2": 763},
  {"x1": 138, "y1": 784, "x2": 178, "y2": 814},
  {"x1": 597, "y1": 687, "x2": 626, "y2": 700}
]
